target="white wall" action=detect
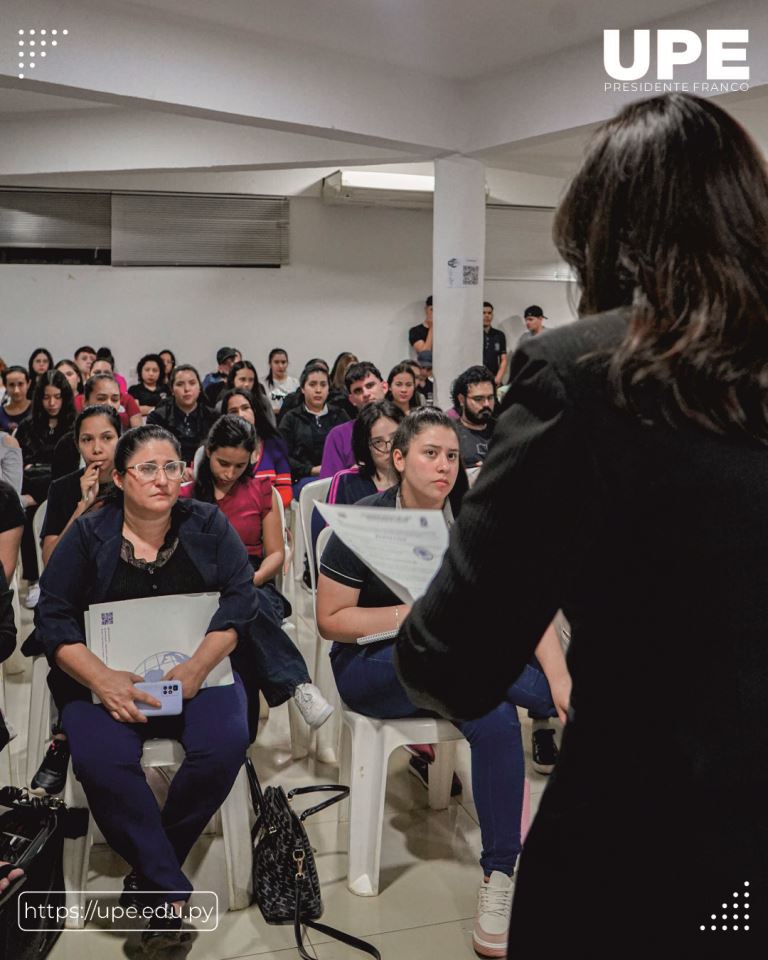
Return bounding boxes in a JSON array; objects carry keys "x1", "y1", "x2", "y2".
[{"x1": 0, "y1": 196, "x2": 576, "y2": 385}]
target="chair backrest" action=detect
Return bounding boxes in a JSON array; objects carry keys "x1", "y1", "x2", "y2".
[
  {"x1": 272, "y1": 488, "x2": 290, "y2": 591},
  {"x1": 192, "y1": 444, "x2": 205, "y2": 479},
  {"x1": 314, "y1": 526, "x2": 334, "y2": 640},
  {"x1": 298, "y1": 476, "x2": 332, "y2": 592},
  {"x1": 32, "y1": 500, "x2": 48, "y2": 572}
]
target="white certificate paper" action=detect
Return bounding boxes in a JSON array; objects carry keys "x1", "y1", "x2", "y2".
[
  {"x1": 316, "y1": 502, "x2": 449, "y2": 605},
  {"x1": 86, "y1": 592, "x2": 234, "y2": 704}
]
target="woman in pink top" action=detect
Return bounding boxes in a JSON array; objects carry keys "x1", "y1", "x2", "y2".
[{"x1": 183, "y1": 415, "x2": 333, "y2": 728}]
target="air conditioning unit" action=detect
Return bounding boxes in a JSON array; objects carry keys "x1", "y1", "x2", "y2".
[{"x1": 322, "y1": 170, "x2": 436, "y2": 209}]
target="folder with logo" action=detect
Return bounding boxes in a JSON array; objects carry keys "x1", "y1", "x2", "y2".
[{"x1": 85, "y1": 592, "x2": 234, "y2": 704}]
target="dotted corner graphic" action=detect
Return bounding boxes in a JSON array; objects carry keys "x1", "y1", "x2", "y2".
[
  {"x1": 699, "y1": 881, "x2": 751, "y2": 933},
  {"x1": 16, "y1": 27, "x2": 69, "y2": 79}
]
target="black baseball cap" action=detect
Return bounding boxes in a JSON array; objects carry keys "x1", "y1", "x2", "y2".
[
  {"x1": 217, "y1": 347, "x2": 238, "y2": 364},
  {"x1": 523, "y1": 305, "x2": 547, "y2": 319}
]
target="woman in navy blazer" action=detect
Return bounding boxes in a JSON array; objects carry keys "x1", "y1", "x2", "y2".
[
  {"x1": 35, "y1": 424, "x2": 258, "y2": 947},
  {"x1": 396, "y1": 94, "x2": 768, "y2": 953}
]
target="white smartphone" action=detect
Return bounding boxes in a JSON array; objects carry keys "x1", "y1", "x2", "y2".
[{"x1": 133, "y1": 680, "x2": 183, "y2": 716}]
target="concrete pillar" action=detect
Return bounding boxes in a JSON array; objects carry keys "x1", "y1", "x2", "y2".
[{"x1": 431, "y1": 157, "x2": 486, "y2": 408}]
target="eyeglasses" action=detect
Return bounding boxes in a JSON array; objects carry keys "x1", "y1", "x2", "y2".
[
  {"x1": 369, "y1": 437, "x2": 395, "y2": 453},
  {"x1": 126, "y1": 460, "x2": 186, "y2": 482}
]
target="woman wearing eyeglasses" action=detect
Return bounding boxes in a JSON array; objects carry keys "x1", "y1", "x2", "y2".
[
  {"x1": 327, "y1": 400, "x2": 404, "y2": 505},
  {"x1": 35, "y1": 424, "x2": 257, "y2": 949}
]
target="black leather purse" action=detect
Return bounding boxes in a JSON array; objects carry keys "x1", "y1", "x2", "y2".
[{"x1": 246, "y1": 759, "x2": 381, "y2": 960}]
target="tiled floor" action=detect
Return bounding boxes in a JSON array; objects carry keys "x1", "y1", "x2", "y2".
[{"x1": 2, "y1": 574, "x2": 557, "y2": 959}]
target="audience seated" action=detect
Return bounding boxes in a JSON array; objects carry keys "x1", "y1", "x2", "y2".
[
  {"x1": 53, "y1": 373, "x2": 128, "y2": 480},
  {"x1": 158, "y1": 349, "x2": 176, "y2": 382},
  {"x1": 182, "y1": 415, "x2": 332, "y2": 729},
  {"x1": 34, "y1": 425, "x2": 254, "y2": 949},
  {"x1": 451, "y1": 365, "x2": 497, "y2": 468},
  {"x1": 202, "y1": 346, "x2": 239, "y2": 406},
  {"x1": 221, "y1": 360, "x2": 275, "y2": 426},
  {"x1": 54, "y1": 359, "x2": 84, "y2": 398},
  {"x1": 73, "y1": 345, "x2": 97, "y2": 382},
  {"x1": 0, "y1": 366, "x2": 32, "y2": 433},
  {"x1": 147, "y1": 364, "x2": 217, "y2": 467},
  {"x1": 128, "y1": 353, "x2": 169, "y2": 414},
  {"x1": 220, "y1": 388, "x2": 293, "y2": 507},
  {"x1": 264, "y1": 348, "x2": 300, "y2": 415},
  {"x1": 95, "y1": 347, "x2": 128, "y2": 394},
  {"x1": 0, "y1": 433, "x2": 22, "y2": 494},
  {"x1": 319, "y1": 361, "x2": 388, "y2": 479},
  {"x1": 317, "y1": 408, "x2": 568, "y2": 959},
  {"x1": 387, "y1": 361, "x2": 423, "y2": 416},
  {"x1": 15, "y1": 370, "x2": 77, "y2": 606},
  {"x1": 27, "y1": 348, "x2": 54, "y2": 399},
  {"x1": 327, "y1": 400, "x2": 404, "y2": 505},
  {"x1": 75, "y1": 357, "x2": 141, "y2": 428},
  {"x1": 414, "y1": 351, "x2": 434, "y2": 403},
  {"x1": 278, "y1": 362, "x2": 349, "y2": 496},
  {"x1": 276, "y1": 358, "x2": 331, "y2": 424}
]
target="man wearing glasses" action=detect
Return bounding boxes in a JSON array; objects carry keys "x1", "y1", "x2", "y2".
[{"x1": 451, "y1": 366, "x2": 497, "y2": 468}]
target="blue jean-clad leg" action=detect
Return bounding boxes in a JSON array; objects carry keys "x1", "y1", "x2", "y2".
[{"x1": 330, "y1": 642, "x2": 556, "y2": 876}]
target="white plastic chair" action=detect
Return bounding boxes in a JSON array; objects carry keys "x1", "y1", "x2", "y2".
[
  {"x1": 32, "y1": 500, "x2": 47, "y2": 576},
  {"x1": 314, "y1": 528, "x2": 532, "y2": 896},
  {"x1": 63, "y1": 739, "x2": 252, "y2": 928},
  {"x1": 299, "y1": 489, "x2": 339, "y2": 762}
]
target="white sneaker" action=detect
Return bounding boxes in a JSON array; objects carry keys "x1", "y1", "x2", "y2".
[
  {"x1": 293, "y1": 683, "x2": 334, "y2": 729},
  {"x1": 473, "y1": 871, "x2": 513, "y2": 958},
  {"x1": 24, "y1": 582, "x2": 40, "y2": 609}
]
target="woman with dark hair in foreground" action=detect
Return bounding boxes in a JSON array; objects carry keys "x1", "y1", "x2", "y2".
[{"x1": 395, "y1": 93, "x2": 768, "y2": 952}]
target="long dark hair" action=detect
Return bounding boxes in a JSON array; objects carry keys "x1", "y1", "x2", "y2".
[
  {"x1": 554, "y1": 92, "x2": 768, "y2": 439},
  {"x1": 266, "y1": 348, "x2": 288, "y2": 387},
  {"x1": 220, "y1": 387, "x2": 278, "y2": 440},
  {"x1": 30, "y1": 370, "x2": 76, "y2": 435},
  {"x1": 28, "y1": 348, "x2": 53, "y2": 381},
  {"x1": 352, "y1": 400, "x2": 404, "y2": 479},
  {"x1": 387, "y1": 361, "x2": 419, "y2": 410},
  {"x1": 194, "y1": 415, "x2": 256, "y2": 503}
]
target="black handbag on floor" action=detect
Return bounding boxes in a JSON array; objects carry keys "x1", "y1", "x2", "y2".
[
  {"x1": 246, "y1": 759, "x2": 381, "y2": 960},
  {"x1": 0, "y1": 786, "x2": 86, "y2": 960}
]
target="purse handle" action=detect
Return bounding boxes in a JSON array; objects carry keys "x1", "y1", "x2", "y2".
[
  {"x1": 287, "y1": 784, "x2": 350, "y2": 822},
  {"x1": 294, "y1": 877, "x2": 382, "y2": 960}
]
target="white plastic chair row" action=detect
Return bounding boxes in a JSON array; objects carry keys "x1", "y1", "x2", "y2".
[{"x1": 63, "y1": 739, "x2": 252, "y2": 928}]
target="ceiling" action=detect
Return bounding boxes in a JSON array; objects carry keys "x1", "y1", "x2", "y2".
[{"x1": 126, "y1": 0, "x2": 716, "y2": 81}]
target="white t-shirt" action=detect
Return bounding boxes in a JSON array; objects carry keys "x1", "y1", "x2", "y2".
[{"x1": 267, "y1": 375, "x2": 300, "y2": 411}]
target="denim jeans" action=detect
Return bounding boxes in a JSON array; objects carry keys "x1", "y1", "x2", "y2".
[
  {"x1": 330, "y1": 641, "x2": 556, "y2": 876},
  {"x1": 61, "y1": 675, "x2": 250, "y2": 901}
]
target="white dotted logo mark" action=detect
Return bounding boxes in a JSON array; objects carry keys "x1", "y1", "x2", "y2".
[
  {"x1": 700, "y1": 882, "x2": 753, "y2": 932},
  {"x1": 15, "y1": 27, "x2": 69, "y2": 78}
]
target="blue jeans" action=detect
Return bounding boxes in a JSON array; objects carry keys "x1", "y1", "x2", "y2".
[
  {"x1": 330, "y1": 642, "x2": 556, "y2": 876},
  {"x1": 61, "y1": 676, "x2": 249, "y2": 902}
]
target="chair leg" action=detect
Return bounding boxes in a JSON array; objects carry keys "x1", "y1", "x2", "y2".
[
  {"x1": 427, "y1": 741, "x2": 457, "y2": 811},
  {"x1": 287, "y1": 697, "x2": 310, "y2": 761},
  {"x1": 346, "y1": 721, "x2": 390, "y2": 897},
  {"x1": 63, "y1": 771, "x2": 90, "y2": 929},
  {"x1": 220, "y1": 765, "x2": 252, "y2": 911},
  {"x1": 25, "y1": 655, "x2": 51, "y2": 788}
]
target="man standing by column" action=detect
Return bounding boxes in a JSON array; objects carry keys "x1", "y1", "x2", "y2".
[{"x1": 482, "y1": 302, "x2": 507, "y2": 386}]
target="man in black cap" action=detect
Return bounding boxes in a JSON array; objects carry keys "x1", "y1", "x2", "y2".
[
  {"x1": 202, "y1": 346, "x2": 239, "y2": 406},
  {"x1": 409, "y1": 295, "x2": 434, "y2": 354},
  {"x1": 519, "y1": 305, "x2": 547, "y2": 342}
]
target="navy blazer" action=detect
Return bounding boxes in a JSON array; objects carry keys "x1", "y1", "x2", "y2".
[{"x1": 35, "y1": 497, "x2": 259, "y2": 707}]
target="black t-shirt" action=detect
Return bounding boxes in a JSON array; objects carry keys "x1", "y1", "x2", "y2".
[
  {"x1": 0, "y1": 478, "x2": 25, "y2": 533},
  {"x1": 483, "y1": 327, "x2": 507, "y2": 375},
  {"x1": 319, "y1": 487, "x2": 402, "y2": 609},
  {"x1": 455, "y1": 420, "x2": 495, "y2": 467},
  {"x1": 409, "y1": 323, "x2": 429, "y2": 348},
  {"x1": 128, "y1": 383, "x2": 168, "y2": 409}
]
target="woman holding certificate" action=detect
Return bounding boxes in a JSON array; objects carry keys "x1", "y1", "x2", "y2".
[
  {"x1": 35, "y1": 424, "x2": 257, "y2": 949},
  {"x1": 316, "y1": 408, "x2": 568, "y2": 959}
]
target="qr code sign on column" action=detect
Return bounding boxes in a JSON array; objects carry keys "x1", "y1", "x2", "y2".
[{"x1": 463, "y1": 264, "x2": 479, "y2": 285}]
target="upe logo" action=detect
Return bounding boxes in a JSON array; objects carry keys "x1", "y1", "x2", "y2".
[{"x1": 604, "y1": 29, "x2": 749, "y2": 81}]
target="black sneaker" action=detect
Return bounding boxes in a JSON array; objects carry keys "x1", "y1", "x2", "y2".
[
  {"x1": 30, "y1": 737, "x2": 70, "y2": 796},
  {"x1": 407, "y1": 755, "x2": 463, "y2": 797},
  {"x1": 531, "y1": 727, "x2": 559, "y2": 775},
  {"x1": 141, "y1": 911, "x2": 191, "y2": 955},
  {"x1": 120, "y1": 869, "x2": 153, "y2": 909}
]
